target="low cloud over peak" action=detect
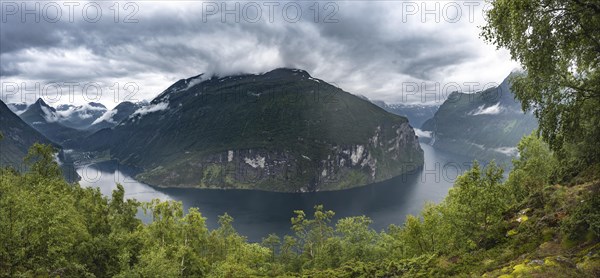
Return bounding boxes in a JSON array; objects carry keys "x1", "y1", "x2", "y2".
[{"x1": 1, "y1": 1, "x2": 519, "y2": 107}]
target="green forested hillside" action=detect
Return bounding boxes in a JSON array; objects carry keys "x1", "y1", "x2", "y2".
[
  {"x1": 86, "y1": 101, "x2": 142, "y2": 132},
  {"x1": 84, "y1": 68, "x2": 423, "y2": 192},
  {"x1": 0, "y1": 100, "x2": 53, "y2": 168},
  {"x1": 1, "y1": 136, "x2": 598, "y2": 277},
  {"x1": 1, "y1": 0, "x2": 598, "y2": 276},
  {"x1": 421, "y1": 74, "x2": 538, "y2": 162}
]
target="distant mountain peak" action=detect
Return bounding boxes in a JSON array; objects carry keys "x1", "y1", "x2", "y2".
[
  {"x1": 155, "y1": 68, "x2": 316, "y2": 102},
  {"x1": 88, "y1": 102, "x2": 107, "y2": 109},
  {"x1": 34, "y1": 98, "x2": 52, "y2": 109},
  {"x1": 115, "y1": 101, "x2": 135, "y2": 108},
  {"x1": 27, "y1": 99, "x2": 56, "y2": 116}
]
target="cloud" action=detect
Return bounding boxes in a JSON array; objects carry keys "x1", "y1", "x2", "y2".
[
  {"x1": 414, "y1": 128, "x2": 432, "y2": 138},
  {"x1": 92, "y1": 109, "x2": 118, "y2": 125},
  {"x1": 493, "y1": 147, "x2": 518, "y2": 156},
  {"x1": 40, "y1": 105, "x2": 59, "y2": 122},
  {"x1": 0, "y1": 1, "x2": 519, "y2": 107},
  {"x1": 131, "y1": 101, "x2": 168, "y2": 117},
  {"x1": 184, "y1": 75, "x2": 207, "y2": 91},
  {"x1": 55, "y1": 102, "x2": 106, "y2": 119}
]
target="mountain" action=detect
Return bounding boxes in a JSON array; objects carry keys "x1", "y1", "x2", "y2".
[
  {"x1": 371, "y1": 101, "x2": 439, "y2": 128},
  {"x1": 6, "y1": 102, "x2": 28, "y2": 114},
  {"x1": 421, "y1": 73, "x2": 538, "y2": 162},
  {"x1": 18, "y1": 99, "x2": 86, "y2": 144},
  {"x1": 87, "y1": 101, "x2": 142, "y2": 132},
  {"x1": 55, "y1": 102, "x2": 107, "y2": 129},
  {"x1": 84, "y1": 68, "x2": 424, "y2": 192},
  {"x1": 1, "y1": 100, "x2": 80, "y2": 181},
  {"x1": 0, "y1": 100, "x2": 54, "y2": 167}
]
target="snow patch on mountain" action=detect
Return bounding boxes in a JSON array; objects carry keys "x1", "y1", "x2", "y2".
[
  {"x1": 470, "y1": 103, "x2": 503, "y2": 115},
  {"x1": 308, "y1": 77, "x2": 321, "y2": 83}
]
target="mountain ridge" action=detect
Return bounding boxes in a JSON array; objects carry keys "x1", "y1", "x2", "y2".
[
  {"x1": 0, "y1": 99, "x2": 53, "y2": 167},
  {"x1": 18, "y1": 98, "x2": 87, "y2": 144},
  {"x1": 0, "y1": 99, "x2": 79, "y2": 181},
  {"x1": 421, "y1": 73, "x2": 538, "y2": 161},
  {"x1": 82, "y1": 68, "x2": 424, "y2": 192}
]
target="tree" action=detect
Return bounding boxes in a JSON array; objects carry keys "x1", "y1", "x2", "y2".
[
  {"x1": 402, "y1": 215, "x2": 428, "y2": 255},
  {"x1": 482, "y1": 0, "x2": 600, "y2": 175},
  {"x1": 335, "y1": 216, "x2": 380, "y2": 263},
  {"x1": 24, "y1": 143, "x2": 62, "y2": 179},
  {"x1": 0, "y1": 144, "x2": 90, "y2": 276},
  {"x1": 291, "y1": 205, "x2": 335, "y2": 267},
  {"x1": 507, "y1": 133, "x2": 558, "y2": 204},
  {"x1": 261, "y1": 233, "x2": 281, "y2": 262},
  {"x1": 280, "y1": 235, "x2": 300, "y2": 271},
  {"x1": 442, "y1": 161, "x2": 507, "y2": 251}
]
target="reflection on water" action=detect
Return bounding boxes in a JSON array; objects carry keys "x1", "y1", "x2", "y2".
[
  {"x1": 77, "y1": 143, "x2": 474, "y2": 242},
  {"x1": 77, "y1": 162, "x2": 172, "y2": 202}
]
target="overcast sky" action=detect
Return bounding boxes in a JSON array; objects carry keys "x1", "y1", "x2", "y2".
[{"x1": 0, "y1": 1, "x2": 519, "y2": 109}]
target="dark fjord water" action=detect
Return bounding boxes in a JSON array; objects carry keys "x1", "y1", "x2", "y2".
[{"x1": 77, "y1": 143, "x2": 474, "y2": 242}]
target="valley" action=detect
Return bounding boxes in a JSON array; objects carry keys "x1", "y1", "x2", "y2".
[
  {"x1": 420, "y1": 73, "x2": 538, "y2": 162},
  {"x1": 2, "y1": 69, "x2": 539, "y2": 192},
  {"x1": 64, "y1": 68, "x2": 424, "y2": 192},
  {"x1": 2, "y1": 0, "x2": 598, "y2": 276},
  {"x1": 76, "y1": 143, "x2": 473, "y2": 242}
]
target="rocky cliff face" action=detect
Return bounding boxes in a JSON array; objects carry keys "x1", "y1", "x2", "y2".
[
  {"x1": 85, "y1": 68, "x2": 424, "y2": 192},
  {"x1": 137, "y1": 122, "x2": 422, "y2": 192}
]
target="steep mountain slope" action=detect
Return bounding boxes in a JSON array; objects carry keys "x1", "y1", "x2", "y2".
[
  {"x1": 85, "y1": 68, "x2": 424, "y2": 192},
  {"x1": 55, "y1": 102, "x2": 107, "y2": 129},
  {"x1": 421, "y1": 73, "x2": 537, "y2": 161},
  {"x1": 1, "y1": 100, "x2": 80, "y2": 181},
  {"x1": 87, "y1": 101, "x2": 142, "y2": 132},
  {"x1": 371, "y1": 101, "x2": 439, "y2": 128},
  {"x1": 0, "y1": 100, "x2": 53, "y2": 167},
  {"x1": 18, "y1": 99, "x2": 87, "y2": 144}
]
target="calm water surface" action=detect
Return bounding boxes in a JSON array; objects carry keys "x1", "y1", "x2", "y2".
[{"x1": 77, "y1": 143, "x2": 474, "y2": 242}]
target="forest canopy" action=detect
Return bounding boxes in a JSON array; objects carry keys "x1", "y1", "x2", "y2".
[{"x1": 1, "y1": 137, "x2": 598, "y2": 277}]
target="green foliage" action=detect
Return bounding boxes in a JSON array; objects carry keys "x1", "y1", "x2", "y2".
[
  {"x1": 24, "y1": 143, "x2": 62, "y2": 179},
  {"x1": 291, "y1": 205, "x2": 335, "y2": 268},
  {"x1": 507, "y1": 133, "x2": 558, "y2": 204},
  {"x1": 4, "y1": 2, "x2": 599, "y2": 274},
  {"x1": 1, "y1": 139, "x2": 598, "y2": 277},
  {"x1": 334, "y1": 216, "x2": 382, "y2": 263},
  {"x1": 562, "y1": 186, "x2": 600, "y2": 241},
  {"x1": 397, "y1": 204, "x2": 443, "y2": 256},
  {"x1": 482, "y1": 0, "x2": 600, "y2": 177},
  {"x1": 443, "y1": 161, "x2": 508, "y2": 251}
]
